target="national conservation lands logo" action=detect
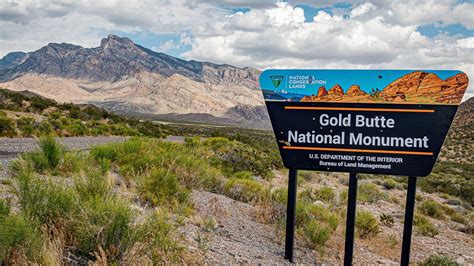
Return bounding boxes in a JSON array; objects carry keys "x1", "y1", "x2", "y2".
[{"x1": 270, "y1": 75, "x2": 284, "y2": 88}]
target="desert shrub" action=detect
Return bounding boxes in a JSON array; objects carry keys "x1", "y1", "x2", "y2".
[
  {"x1": 380, "y1": 213, "x2": 395, "y2": 228},
  {"x1": 110, "y1": 123, "x2": 138, "y2": 136},
  {"x1": 271, "y1": 187, "x2": 288, "y2": 204},
  {"x1": 296, "y1": 202, "x2": 339, "y2": 231},
  {"x1": 299, "y1": 171, "x2": 319, "y2": 182},
  {"x1": 58, "y1": 150, "x2": 88, "y2": 174},
  {"x1": 204, "y1": 137, "x2": 273, "y2": 179},
  {"x1": 358, "y1": 182, "x2": 387, "y2": 203},
  {"x1": 231, "y1": 170, "x2": 253, "y2": 180},
  {"x1": 138, "y1": 167, "x2": 190, "y2": 209},
  {"x1": 0, "y1": 211, "x2": 43, "y2": 262},
  {"x1": 339, "y1": 189, "x2": 348, "y2": 204},
  {"x1": 136, "y1": 210, "x2": 183, "y2": 263},
  {"x1": 65, "y1": 121, "x2": 87, "y2": 136},
  {"x1": 414, "y1": 215, "x2": 439, "y2": 237},
  {"x1": 223, "y1": 178, "x2": 269, "y2": 203},
  {"x1": 355, "y1": 210, "x2": 380, "y2": 239},
  {"x1": 22, "y1": 152, "x2": 49, "y2": 172},
  {"x1": 418, "y1": 200, "x2": 445, "y2": 219},
  {"x1": 449, "y1": 212, "x2": 467, "y2": 225},
  {"x1": 419, "y1": 162, "x2": 473, "y2": 204},
  {"x1": 0, "y1": 114, "x2": 16, "y2": 137},
  {"x1": 38, "y1": 136, "x2": 63, "y2": 169},
  {"x1": 299, "y1": 186, "x2": 335, "y2": 204},
  {"x1": 16, "y1": 116, "x2": 34, "y2": 136},
  {"x1": 70, "y1": 195, "x2": 133, "y2": 260},
  {"x1": 90, "y1": 144, "x2": 118, "y2": 162},
  {"x1": 382, "y1": 178, "x2": 397, "y2": 190},
  {"x1": 74, "y1": 170, "x2": 111, "y2": 201},
  {"x1": 302, "y1": 220, "x2": 331, "y2": 249},
  {"x1": 90, "y1": 144, "x2": 119, "y2": 162},
  {"x1": 11, "y1": 169, "x2": 76, "y2": 225},
  {"x1": 290, "y1": 201, "x2": 339, "y2": 251},
  {"x1": 419, "y1": 254, "x2": 459, "y2": 266},
  {"x1": 37, "y1": 120, "x2": 53, "y2": 135}
]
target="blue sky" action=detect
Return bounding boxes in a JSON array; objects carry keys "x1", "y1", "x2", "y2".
[{"x1": 0, "y1": 0, "x2": 473, "y2": 99}]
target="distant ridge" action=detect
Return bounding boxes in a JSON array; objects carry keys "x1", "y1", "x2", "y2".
[{"x1": 0, "y1": 35, "x2": 270, "y2": 129}]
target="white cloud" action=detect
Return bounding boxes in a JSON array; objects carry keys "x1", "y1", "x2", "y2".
[
  {"x1": 152, "y1": 40, "x2": 179, "y2": 53},
  {"x1": 183, "y1": 2, "x2": 474, "y2": 99}
]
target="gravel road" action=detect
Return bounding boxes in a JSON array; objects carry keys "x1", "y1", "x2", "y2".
[{"x1": 0, "y1": 136, "x2": 128, "y2": 178}]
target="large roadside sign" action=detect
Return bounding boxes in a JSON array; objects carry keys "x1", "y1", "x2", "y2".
[{"x1": 259, "y1": 70, "x2": 469, "y2": 177}]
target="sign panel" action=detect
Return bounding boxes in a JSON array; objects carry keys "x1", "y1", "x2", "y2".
[{"x1": 259, "y1": 70, "x2": 469, "y2": 176}]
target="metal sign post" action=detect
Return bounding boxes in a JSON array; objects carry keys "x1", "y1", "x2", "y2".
[
  {"x1": 401, "y1": 176, "x2": 417, "y2": 265},
  {"x1": 344, "y1": 173, "x2": 358, "y2": 265},
  {"x1": 284, "y1": 169, "x2": 298, "y2": 262}
]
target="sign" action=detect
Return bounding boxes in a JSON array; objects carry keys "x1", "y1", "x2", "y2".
[{"x1": 259, "y1": 70, "x2": 469, "y2": 176}]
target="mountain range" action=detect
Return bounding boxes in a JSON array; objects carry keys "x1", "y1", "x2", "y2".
[{"x1": 0, "y1": 35, "x2": 269, "y2": 128}]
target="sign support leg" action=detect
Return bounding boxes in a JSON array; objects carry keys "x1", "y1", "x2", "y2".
[
  {"x1": 401, "y1": 176, "x2": 417, "y2": 266},
  {"x1": 344, "y1": 172, "x2": 358, "y2": 266},
  {"x1": 284, "y1": 169, "x2": 298, "y2": 263}
]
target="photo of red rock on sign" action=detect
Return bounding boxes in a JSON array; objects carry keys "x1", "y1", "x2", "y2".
[{"x1": 263, "y1": 70, "x2": 469, "y2": 104}]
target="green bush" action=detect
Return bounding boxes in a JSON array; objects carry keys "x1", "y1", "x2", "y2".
[
  {"x1": 204, "y1": 137, "x2": 273, "y2": 179},
  {"x1": 0, "y1": 212, "x2": 43, "y2": 262},
  {"x1": 299, "y1": 186, "x2": 335, "y2": 203},
  {"x1": 11, "y1": 168, "x2": 76, "y2": 225},
  {"x1": 414, "y1": 215, "x2": 439, "y2": 237},
  {"x1": 302, "y1": 220, "x2": 331, "y2": 249},
  {"x1": 137, "y1": 210, "x2": 183, "y2": 263},
  {"x1": 418, "y1": 200, "x2": 445, "y2": 219},
  {"x1": 382, "y1": 178, "x2": 397, "y2": 190},
  {"x1": 0, "y1": 114, "x2": 16, "y2": 137},
  {"x1": 138, "y1": 167, "x2": 190, "y2": 209},
  {"x1": 355, "y1": 210, "x2": 380, "y2": 239},
  {"x1": 296, "y1": 202, "x2": 339, "y2": 231},
  {"x1": 65, "y1": 121, "x2": 87, "y2": 136},
  {"x1": 22, "y1": 152, "x2": 49, "y2": 172},
  {"x1": 37, "y1": 120, "x2": 53, "y2": 135},
  {"x1": 91, "y1": 144, "x2": 119, "y2": 162},
  {"x1": 70, "y1": 196, "x2": 133, "y2": 259},
  {"x1": 419, "y1": 162, "x2": 473, "y2": 204},
  {"x1": 16, "y1": 116, "x2": 34, "y2": 136},
  {"x1": 223, "y1": 178, "x2": 269, "y2": 203},
  {"x1": 38, "y1": 136, "x2": 63, "y2": 169},
  {"x1": 420, "y1": 254, "x2": 460, "y2": 266},
  {"x1": 358, "y1": 182, "x2": 387, "y2": 203}
]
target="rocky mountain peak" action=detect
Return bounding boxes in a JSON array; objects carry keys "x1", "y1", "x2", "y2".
[{"x1": 100, "y1": 34, "x2": 137, "y2": 51}]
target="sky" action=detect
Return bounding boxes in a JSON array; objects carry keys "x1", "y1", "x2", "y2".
[{"x1": 1, "y1": 0, "x2": 473, "y2": 99}]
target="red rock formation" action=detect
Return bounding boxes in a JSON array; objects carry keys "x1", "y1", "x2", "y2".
[
  {"x1": 346, "y1": 85, "x2": 366, "y2": 96},
  {"x1": 300, "y1": 96, "x2": 313, "y2": 102},
  {"x1": 417, "y1": 73, "x2": 444, "y2": 94},
  {"x1": 382, "y1": 71, "x2": 469, "y2": 104},
  {"x1": 317, "y1": 86, "x2": 327, "y2": 97},
  {"x1": 382, "y1": 71, "x2": 427, "y2": 94},
  {"x1": 327, "y1": 84, "x2": 344, "y2": 96}
]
